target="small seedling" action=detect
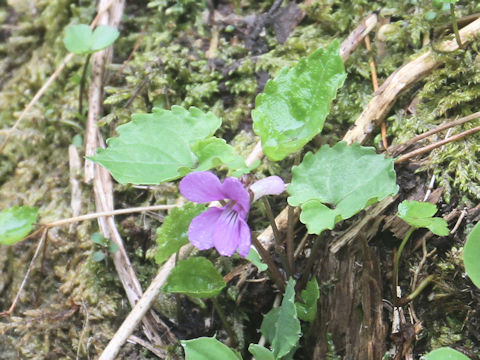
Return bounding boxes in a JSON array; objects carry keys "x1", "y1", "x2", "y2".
[{"x1": 90, "y1": 232, "x2": 119, "y2": 263}]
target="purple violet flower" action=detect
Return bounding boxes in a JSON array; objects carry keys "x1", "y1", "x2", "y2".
[{"x1": 179, "y1": 171, "x2": 285, "y2": 257}]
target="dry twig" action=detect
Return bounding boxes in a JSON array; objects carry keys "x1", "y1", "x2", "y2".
[{"x1": 343, "y1": 18, "x2": 480, "y2": 145}]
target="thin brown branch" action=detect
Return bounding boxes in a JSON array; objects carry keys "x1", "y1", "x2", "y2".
[
  {"x1": 390, "y1": 111, "x2": 480, "y2": 156},
  {"x1": 0, "y1": 229, "x2": 48, "y2": 317},
  {"x1": 251, "y1": 234, "x2": 285, "y2": 293},
  {"x1": 364, "y1": 34, "x2": 387, "y2": 150},
  {"x1": 395, "y1": 124, "x2": 480, "y2": 164}
]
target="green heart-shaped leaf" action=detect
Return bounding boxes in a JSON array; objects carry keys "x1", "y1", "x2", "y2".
[
  {"x1": 90, "y1": 106, "x2": 222, "y2": 184},
  {"x1": 288, "y1": 142, "x2": 398, "y2": 234},
  {"x1": 252, "y1": 41, "x2": 346, "y2": 161},
  {"x1": 181, "y1": 337, "x2": 242, "y2": 360},
  {"x1": 163, "y1": 257, "x2": 226, "y2": 298}
]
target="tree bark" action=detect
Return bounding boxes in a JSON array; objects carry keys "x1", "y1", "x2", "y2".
[{"x1": 312, "y1": 235, "x2": 387, "y2": 360}]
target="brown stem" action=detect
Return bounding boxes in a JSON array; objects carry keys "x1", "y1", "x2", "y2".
[
  {"x1": 450, "y1": 3, "x2": 463, "y2": 48},
  {"x1": 251, "y1": 234, "x2": 285, "y2": 292},
  {"x1": 78, "y1": 54, "x2": 92, "y2": 116},
  {"x1": 286, "y1": 205, "x2": 295, "y2": 276},
  {"x1": 390, "y1": 111, "x2": 480, "y2": 156},
  {"x1": 212, "y1": 297, "x2": 238, "y2": 347},
  {"x1": 297, "y1": 234, "x2": 322, "y2": 292},
  {"x1": 262, "y1": 197, "x2": 289, "y2": 272}
]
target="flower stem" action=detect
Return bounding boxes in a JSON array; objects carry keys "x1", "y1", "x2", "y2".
[
  {"x1": 251, "y1": 233, "x2": 285, "y2": 292},
  {"x1": 297, "y1": 233, "x2": 322, "y2": 291},
  {"x1": 262, "y1": 197, "x2": 289, "y2": 270},
  {"x1": 393, "y1": 227, "x2": 415, "y2": 302},
  {"x1": 212, "y1": 297, "x2": 237, "y2": 347},
  {"x1": 174, "y1": 251, "x2": 183, "y2": 323},
  {"x1": 79, "y1": 53, "x2": 91, "y2": 116},
  {"x1": 262, "y1": 197, "x2": 282, "y2": 246},
  {"x1": 450, "y1": 3, "x2": 462, "y2": 49},
  {"x1": 397, "y1": 275, "x2": 435, "y2": 306},
  {"x1": 286, "y1": 205, "x2": 295, "y2": 276}
]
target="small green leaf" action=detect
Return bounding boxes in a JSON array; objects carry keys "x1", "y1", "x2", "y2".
[
  {"x1": 245, "y1": 248, "x2": 268, "y2": 272},
  {"x1": 64, "y1": 24, "x2": 118, "y2": 54},
  {"x1": 0, "y1": 206, "x2": 38, "y2": 245},
  {"x1": 181, "y1": 337, "x2": 242, "y2": 360},
  {"x1": 155, "y1": 203, "x2": 206, "y2": 265},
  {"x1": 464, "y1": 222, "x2": 480, "y2": 289},
  {"x1": 425, "y1": 347, "x2": 470, "y2": 360},
  {"x1": 108, "y1": 242, "x2": 119, "y2": 254},
  {"x1": 260, "y1": 279, "x2": 301, "y2": 358},
  {"x1": 91, "y1": 232, "x2": 106, "y2": 246},
  {"x1": 163, "y1": 257, "x2": 226, "y2": 298},
  {"x1": 64, "y1": 24, "x2": 92, "y2": 54},
  {"x1": 90, "y1": 25, "x2": 119, "y2": 52},
  {"x1": 288, "y1": 142, "x2": 398, "y2": 234},
  {"x1": 248, "y1": 344, "x2": 274, "y2": 360},
  {"x1": 295, "y1": 278, "x2": 319, "y2": 322},
  {"x1": 92, "y1": 251, "x2": 106, "y2": 262},
  {"x1": 252, "y1": 41, "x2": 346, "y2": 161},
  {"x1": 89, "y1": 106, "x2": 222, "y2": 184},
  {"x1": 397, "y1": 200, "x2": 449, "y2": 236}
]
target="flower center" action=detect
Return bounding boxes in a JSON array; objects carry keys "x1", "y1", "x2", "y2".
[{"x1": 222, "y1": 202, "x2": 239, "y2": 225}]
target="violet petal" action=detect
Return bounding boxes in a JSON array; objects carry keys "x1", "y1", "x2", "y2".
[
  {"x1": 249, "y1": 176, "x2": 285, "y2": 202},
  {"x1": 179, "y1": 171, "x2": 224, "y2": 203},
  {"x1": 188, "y1": 207, "x2": 224, "y2": 251},
  {"x1": 212, "y1": 208, "x2": 242, "y2": 256},
  {"x1": 235, "y1": 217, "x2": 251, "y2": 258},
  {"x1": 221, "y1": 177, "x2": 250, "y2": 217}
]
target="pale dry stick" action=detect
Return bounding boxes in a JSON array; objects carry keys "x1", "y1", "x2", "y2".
[
  {"x1": 343, "y1": 18, "x2": 480, "y2": 145},
  {"x1": 395, "y1": 124, "x2": 480, "y2": 164},
  {"x1": 68, "y1": 145, "x2": 82, "y2": 233},
  {"x1": 86, "y1": 0, "x2": 173, "y2": 346},
  {"x1": 0, "y1": 0, "x2": 116, "y2": 155},
  {"x1": 127, "y1": 335, "x2": 166, "y2": 359},
  {"x1": 42, "y1": 204, "x2": 177, "y2": 228},
  {"x1": 0, "y1": 229, "x2": 48, "y2": 317},
  {"x1": 0, "y1": 52, "x2": 73, "y2": 155},
  {"x1": 98, "y1": 245, "x2": 194, "y2": 360},
  {"x1": 450, "y1": 207, "x2": 467, "y2": 234},
  {"x1": 340, "y1": 12, "x2": 378, "y2": 62}
]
